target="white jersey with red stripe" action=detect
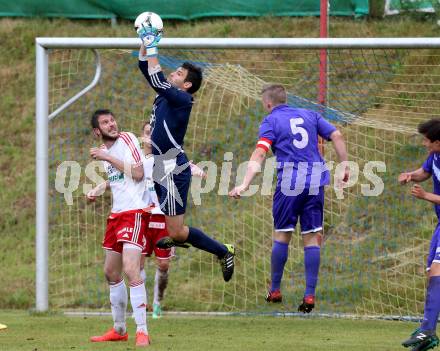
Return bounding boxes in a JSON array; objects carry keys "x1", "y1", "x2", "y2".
[
  {"x1": 102, "y1": 132, "x2": 149, "y2": 213},
  {"x1": 142, "y1": 154, "x2": 165, "y2": 215}
]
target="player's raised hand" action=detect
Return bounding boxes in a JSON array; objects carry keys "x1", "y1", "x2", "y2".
[
  {"x1": 86, "y1": 189, "x2": 97, "y2": 202},
  {"x1": 189, "y1": 161, "x2": 207, "y2": 179},
  {"x1": 86, "y1": 186, "x2": 101, "y2": 202},
  {"x1": 335, "y1": 165, "x2": 350, "y2": 190},
  {"x1": 138, "y1": 29, "x2": 161, "y2": 48},
  {"x1": 86, "y1": 181, "x2": 108, "y2": 202},
  {"x1": 90, "y1": 147, "x2": 108, "y2": 161},
  {"x1": 136, "y1": 19, "x2": 162, "y2": 48},
  {"x1": 398, "y1": 172, "x2": 412, "y2": 184},
  {"x1": 229, "y1": 184, "x2": 248, "y2": 199},
  {"x1": 342, "y1": 165, "x2": 350, "y2": 183},
  {"x1": 411, "y1": 184, "x2": 426, "y2": 199}
]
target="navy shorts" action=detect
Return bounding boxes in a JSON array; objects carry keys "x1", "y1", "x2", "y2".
[
  {"x1": 153, "y1": 153, "x2": 191, "y2": 216},
  {"x1": 272, "y1": 186, "x2": 324, "y2": 234},
  {"x1": 427, "y1": 223, "x2": 440, "y2": 271}
]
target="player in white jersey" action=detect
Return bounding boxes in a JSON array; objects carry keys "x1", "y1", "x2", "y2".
[
  {"x1": 86, "y1": 109, "x2": 150, "y2": 347},
  {"x1": 140, "y1": 121, "x2": 173, "y2": 319}
]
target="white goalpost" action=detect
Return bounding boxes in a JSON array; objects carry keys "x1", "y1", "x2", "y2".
[{"x1": 36, "y1": 37, "x2": 440, "y2": 316}]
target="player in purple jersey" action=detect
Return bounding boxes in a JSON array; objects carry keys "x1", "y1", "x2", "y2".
[
  {"x1": 229, "y1": 84, "x2": 348, "y2": 312},
  {"x1": 400, "y1": 119, "x2": 440, "y2": 351}
]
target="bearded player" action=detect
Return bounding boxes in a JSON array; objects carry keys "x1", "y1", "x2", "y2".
[{"x1": 87, "y1": 109, "x2": 150, "y2": 347}]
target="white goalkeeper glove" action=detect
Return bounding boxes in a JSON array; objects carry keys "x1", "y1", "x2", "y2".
[{"x1": 137, "y1": 24, "x2": 162, "y2": 57}]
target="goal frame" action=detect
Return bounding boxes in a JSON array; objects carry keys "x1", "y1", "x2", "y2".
[{"x1": 35, "y1": 36, "x2": 440, "y2": 312}]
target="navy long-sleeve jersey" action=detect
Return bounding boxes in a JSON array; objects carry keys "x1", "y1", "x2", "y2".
[
  {"x1": 138, "y1": 58, "x2": 193, "y2": 216},
  {"x1": 138, "y1": 60, "x2": 193, "y2": 160}
]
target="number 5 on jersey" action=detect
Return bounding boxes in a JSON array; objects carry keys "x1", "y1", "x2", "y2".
[{"x1": 290, "y1": 117, "x2": 309, "y2": 149}]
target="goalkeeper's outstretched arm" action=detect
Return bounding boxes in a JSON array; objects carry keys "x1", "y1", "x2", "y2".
[
  {"x1": 138, "y1": 44, "x2": 191, "y2": 107},
  {"x1": 138, "y1": 44, "x2": 154, "y2": 87}
]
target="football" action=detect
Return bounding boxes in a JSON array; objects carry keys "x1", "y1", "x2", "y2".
[{"x1": 134, "y1": 12, "x2": 163, "y2": 36}]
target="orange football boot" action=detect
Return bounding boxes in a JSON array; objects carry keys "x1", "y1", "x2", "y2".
[
  {"x1": 90, "y1": 328, "x2": 128, "y2": 342},
  {"x1": 135, "y1": 331, "x2": 151, "y2": 347}
]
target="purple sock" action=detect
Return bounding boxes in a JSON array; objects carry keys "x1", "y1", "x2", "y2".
[
  {"x1": 304, "y1": 246, "x2": 320, "y2": 297},
  {"x1": 187, "y1": 227, "x2": 228, "y2": 258},
  {"x1": 270, "y1": 241, "x2": 289, "y2": 292},
  {"x1": 421, "y1": 276, "x2": 440, "y2": 331}
]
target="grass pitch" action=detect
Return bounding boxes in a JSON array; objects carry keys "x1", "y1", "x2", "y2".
[{"x1": 0, "y1": 310, "x2": 416, "y2": 351}]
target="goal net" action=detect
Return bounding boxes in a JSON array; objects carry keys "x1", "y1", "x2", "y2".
[{"x1": 39, "y1": 38, "x2": 440, "y2": 317}]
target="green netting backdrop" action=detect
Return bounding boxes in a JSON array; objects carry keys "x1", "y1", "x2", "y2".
[{"x1": 0, "y1": 0, "x2": 368, "y2": 19}]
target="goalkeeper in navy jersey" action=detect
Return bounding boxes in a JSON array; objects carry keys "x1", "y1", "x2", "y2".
[{"x1": 137, "y1": 26, "x2": 234, "y2": 282}]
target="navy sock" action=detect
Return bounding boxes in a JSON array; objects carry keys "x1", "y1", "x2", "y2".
[
  {"x1": 270, "y1": 241, "x2": 289, "y2": 292},
  {"x1": 186, "y1": 227, "x2": 227, "y2": 258},
  {"x1": 304, "y1": 246, "x2": 320, "y2": 297},
  {"x1": 421, "y1": 275, "x2": 440, "y2": 331}
]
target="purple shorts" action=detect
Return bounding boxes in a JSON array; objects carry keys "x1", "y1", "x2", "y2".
[
  {"x1": 272, "y1": 186, "x2": 324, "y2": 234},
  {"x1": 427, "y1": 223, "x2": 440, "y2": 271}
]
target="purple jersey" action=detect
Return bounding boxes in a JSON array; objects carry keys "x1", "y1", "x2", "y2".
[
  {"x1": 257, "y1": 105, "x2": 337, "y2": 189},
  {"x1": 422, "y1": 152, "x2": 440, "y2": 220}
]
